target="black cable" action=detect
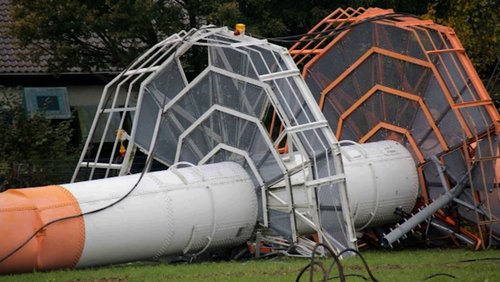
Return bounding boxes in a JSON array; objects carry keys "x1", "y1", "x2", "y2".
[
  {"x1": 265, "y1": 12, "x2": 418, "y2": 44},
  {"x1": 337, "y1": 248, "x2": 378, "y2": 282},
  {"x1": 0, "y1": 175, "x2": 142, "y2": 264},
  {"x1": 295, "y1": 261, "x2": 328, "y2": 282},
  {"x1": 264, "y1": 13, "x2": 381, "y2": 41},
  {"x1": 0, "y1": 109, "x2": 168, "y2": 266},
  {"x1": 312, "y1": 243, "x2": 345, "y2": 282},
  {"x1": 422, "y1": 272, "x2": 457, "y2": 280},
  {"x1": 0, "y1": 25, "x2": 202, "y2": 265},
  {"x1": 421, "y1": 257, "x2": 500, "y2": 281},
  {"x1": 329, "y1": 274, "x2": 369, "y2": 281},
  {"x1": 295, "y1": 243, "x2": 344, "y2": 282},
  {"x1": 295, "y1": 242, "x2": 498, "y2": 282},
  {"x1": 295, "y1": 243, "x2": 380, "y2": 282},
  {"x1": 458, "y1": 257, "x2": 500, "y2": 263}
]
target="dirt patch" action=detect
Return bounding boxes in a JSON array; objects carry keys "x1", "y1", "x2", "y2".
[{"x1": 69, "y1": 277, "x2": 126, "y2": 282}]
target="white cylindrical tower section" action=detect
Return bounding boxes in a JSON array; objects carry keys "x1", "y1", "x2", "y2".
[
  {"x1": 341, "y1": 140, "x2": 418, "y2": 230},
  {"x1": 64, "y1": 162, "x2": 257, "y2": 268}
]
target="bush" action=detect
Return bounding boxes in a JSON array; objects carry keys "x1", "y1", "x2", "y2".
[{"x1": 0, "y1": 87, "x2": 78, "y2": 190}]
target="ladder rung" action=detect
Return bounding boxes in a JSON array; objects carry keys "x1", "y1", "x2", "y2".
[
  {"x1": 426, "y1": 48, "x2": 465, "y2": 54},
  {"x1": 80, "y1": 162, "x2": 122, "y2": 170},
  {"x1": 259, "y1": 69, "x2": 300, "y2": 81},
  {"x1": 124, "y1": 66, "x2": 160, "y2": 76},
  {"x1": 267, "y1": 205, "x2": 292, "y2": 212},
  {"x1": 103, "y1": 107, "x2": 137, "y2": 113}
]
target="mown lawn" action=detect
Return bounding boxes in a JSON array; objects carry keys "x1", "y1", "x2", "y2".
[{"x1": 2, "y1": 248, "x2": 499, "y2": 281}]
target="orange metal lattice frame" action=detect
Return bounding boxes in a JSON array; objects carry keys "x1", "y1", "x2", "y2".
[
  {"x1": 288, "y1": 7, "x2": 500, "y2": 248},
  {"x1": 290, "y1": 7, "x2": 499, "y2": 147}
]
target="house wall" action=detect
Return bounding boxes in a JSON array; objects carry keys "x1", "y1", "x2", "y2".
[
  {"x1": 0, "y1": 82, "x2": 107, "y2": 142},
  {"x1": 67, "y1": 85, "x2": 104, "y2": 106}
]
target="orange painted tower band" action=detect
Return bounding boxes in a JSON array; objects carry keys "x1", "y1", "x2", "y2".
[{"x1": 0, "y1": 185, "x2": 85, "y2": 273}]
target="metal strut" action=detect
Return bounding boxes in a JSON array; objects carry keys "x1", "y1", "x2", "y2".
[{"x1": 381, "y1": 156, "x2": 472, "y2": 247}]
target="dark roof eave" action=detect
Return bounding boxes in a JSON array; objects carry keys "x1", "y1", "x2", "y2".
[
  {"x1": 0, "y1": 71, "x2": 120, "y2": 86},
  {"x1": 0, "y1": 71, "x2": 120, "y2": 76}
]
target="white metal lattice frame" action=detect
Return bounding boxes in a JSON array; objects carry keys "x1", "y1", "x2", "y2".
[{"x1": 73, "y1": 26, "x2": 356, "y2": 252}]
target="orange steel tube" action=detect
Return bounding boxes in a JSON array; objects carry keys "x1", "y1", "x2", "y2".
[
  {"x1": 336, "y1": 84, "x2": 448, "y2": 152},
  {"x1": 395, "y1": 19, "x2": 434, "y2": 27},
  {"x1": 435, "y1": 212, "x2": 482, "y2": 250},
  {"x1": 302, "y1": 28, "x2": 352, "y2": 80},
  {"x1": 0, "y1": 185, "x2": 85, "y2": 274},
  {"x1": 359, "y1": 122, "x2": 425, "y2": 163},
  {"x1": 318, "y1": 46, "x2": 433, "y2": 111},
  {"x1": 445, "y1": 31, "x2": 500, "y2": 131},
  {"x1": 417, "y1": 166, "x2": 429, "y2": 204},
  {"x1": 416, "y1": 28, "x2": 475, "y2": 138}
]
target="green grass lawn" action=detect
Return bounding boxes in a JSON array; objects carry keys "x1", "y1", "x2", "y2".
[{"x1": 2, "y1": 249, "x2": 499, "y2": 281}]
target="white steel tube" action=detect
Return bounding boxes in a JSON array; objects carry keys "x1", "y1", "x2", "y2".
[
  {"x1": 342, "y1": 141, "x2": 419, "y2": 230},
  {"x1": 0, "y1": 162, "x2": 257, "y2": 272}
]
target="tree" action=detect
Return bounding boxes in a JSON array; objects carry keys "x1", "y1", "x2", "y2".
[
  {"x1": 9, "y1": 0, "x2": 496, "y2": 86},
  {"x1": 424, "y1": 0, "x2": 499, "y2": 78},
  {"x1": 208, "y1": 0, "x2": 432, "y2": 40},
  {"x1": 424, "y1": 0, "x2": 499, "y2": 103},
  {"x1": 10, "y1": 0, "x2": 189, "y2": 73},
  {"x1": 10, "y1": 0, "x2": 438, "y2": 74},
  {"x1": 0, "y1": 87, "x2": 78, "y2": 190}
]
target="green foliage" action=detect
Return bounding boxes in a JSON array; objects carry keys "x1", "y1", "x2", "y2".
[
  {"x1": 9, "y1": 0, "x2": 437, "y2": 74},
  {"x1": 8, "y1": 0, "x2": 496, "y2": 94},
  {"x1": 425, "y1": 0, "x2": 500, "y2": 103},
  {"x1": 0, "y1": 88, "x2": 78, "y2": 190},
  {"x1": 1, "y1": 249, "x2": 499, "y2": 281},
  {"x1": 425, "y1": 0, "x2": 499, "y2": 77},
  {"x1": 9, "y1": 0, "x2": 186, "y2": 73},
  {"x1": 208, "y1": 0, "x2": 432, "y2": 39}
]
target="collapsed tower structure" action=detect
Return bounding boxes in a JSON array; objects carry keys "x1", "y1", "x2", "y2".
[
  {"x1": 0, "y1": 8, "x2": 498, "y2": 274},
  {"x1": 1, "y1": 25, "x2": 419, "y2": 273}
]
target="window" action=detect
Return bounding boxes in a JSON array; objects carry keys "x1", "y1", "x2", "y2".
[{"x1": 24, "y1": 87, "x2": 71, "y2": 119}]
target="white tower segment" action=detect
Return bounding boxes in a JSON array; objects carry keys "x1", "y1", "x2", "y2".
[{"x1": 72, "y1": 27, "x2": 357, "y2": 253}]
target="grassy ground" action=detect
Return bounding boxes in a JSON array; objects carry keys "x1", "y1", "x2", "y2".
[{"x1": 2, "y1": 249, "x2": 499, "y2": 281}]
